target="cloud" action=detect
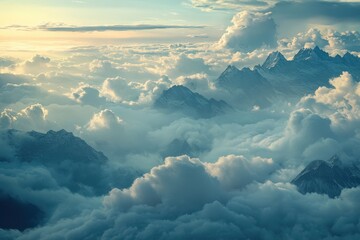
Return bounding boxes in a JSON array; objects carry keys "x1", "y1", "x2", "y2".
[
  {"x1": 300, "y1": 72, "x2": 360, "y2": 137},
  {"x1": 3, "y1": 154, "x2": 360, "y2": 239},
  {"x1": 174, "y1": 73, "x2": 212, "y2": 93},
  {"x1": 272, "y1": 72, "x2": 360, "y2": 163},
  {"x1": 0, "y1": 57, "x2": 16, "y2": 68},
  {"x1": 278, "y1": 28, "x2": 360, "y2": 56},
  {"x1": 70, "y1": 84, "x2": 107, "y2": 107},
  {"x1": 327, "y1": 30, "x2": 360, "y2": 52},
  {"x1": 86, "y1": 109, "x2": 123, "y2": 131},
  {"x1": 279, "y1": 28, "x2": 329, "y2": 50},
  {"x1": 206, "y1": 155, "x2": 275, "y2": 190},
  {"x1": 218, "y1": 11, "x2": 277, "y2": 52},
  {"x1": 166, "y1": 54, "x2": 213, "y2": 78},
  {"x1": 270, "y1": 1, "x2": 360, "y2": 24},
  {"x1": 23, "y1": 55, "x2": 51, "y2": 74},
  {"x1": 101, "y1": 77, "x2": 141, "y2": 104},
  {"x1": 105, "y1": 155, "x2": 223, "y2": 213},
  {"x1": 1, "y1": 32, "x2": 360, "y2": 239},
  {"x1": 190, "y1": 0, "x2": 360, "y2": 22},
  {"x1": 271, "y1": 108, "x2": 336, "y2": 162},
  {"x1": 89, "y1": 59, "x2": 121, "y2": 77},
  {"x1": 0, "y1": 104, "x2": 53, "y2": 132},
  {"x1": 3, "y1": 23, "x2": 204, "y2": 32},
  {"x1": 190, "y1": 0, "x2": 275, "y2": 11}
]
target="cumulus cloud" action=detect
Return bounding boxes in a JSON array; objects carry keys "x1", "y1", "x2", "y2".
[
  {"x1": 191, "y1": 0, "x2": 360, "y2": 27},
  {"x1": 86, "y1": 109, "x2": 123, "y2": 131},
  {"x1": 301, "y1": 72, "x2": 360, "y2": 137},
  {"x1": 279, "y1": 28, "x2": 329, "y2": 50},
  {"x1": 278, "y1": 28, "x2": 360, "y2": 55},
  {"x1": 173, "y1": 73, "x2": 213, "y2": 93},
  {"x1": 2, "y1": 25, "x2": 360, "y2": 239},
  {"x1": 89, "y1": 59, "x2": 121, "y2": 77},
  {"x1": 70, "y1": 84, "x2": 107, "y2": 107},
  {"x1": 101, "y1": 77, "x2": 141, "y2": 104},
  {"x1": 272, "y1": 72, "x2": 360, "y2": 163},
  {"x1": 206, "y1": 155, "x2": 276, "y2": 190},
  {"x1": 327, "y1": 30, "x2": 360, "y2": 52},
  {"x1": 218, "y1": 11, "x2": 277, "y2": 52},
  {"x1": 23, "y1": 55, "x2": 51, "y2": 74},
  {"x1": 2, "y1": 154, "x2": 359, "y2": 239},
  {"x1": 166, "y1": 54, "x2": 213, "y2": 78},
  {"x1": 0, "y1": 57, "x2": 16, "y2": 68},
  {"x1": 0, "y1": 104, "x2": 53, "y2": 132}
]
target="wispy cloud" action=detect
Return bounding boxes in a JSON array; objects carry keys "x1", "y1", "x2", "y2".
[{"x1": 1, "y1": 23, "x2": 204, "y2": 32}]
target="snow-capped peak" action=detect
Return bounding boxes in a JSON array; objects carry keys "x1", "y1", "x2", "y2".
[{"x1": 262, "y1": 51, "x2": 286, "y2": 69}]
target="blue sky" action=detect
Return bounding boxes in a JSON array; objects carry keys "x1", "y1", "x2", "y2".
[{"x1": 1, "y1": 0, "x2": 360, "y2": 47}]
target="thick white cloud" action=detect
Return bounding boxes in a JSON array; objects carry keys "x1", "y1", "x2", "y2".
[
  {"x1": 272, "y1": 72, "x2": 360, "y2": 163},
  {"x1": 70, "y1": 84, "x2": 107, "y2": 107},
  {"x1": 101, "y1": 77, "x2": 141, "y2": 104},
  {"x1": 1, "y1": 28, "x2": 360, "y2": 239},
  {"x1": 22, "y1": 55, "x2": 51, "y2": 75},
  {"x1": 89, "y1": 59, "x2": 121, "y2": 77},
  {"x1": 166, "y1": 54, "x2": 213, "y2": 78},
  {"x1": 278, "y1": 28, "x2": 360, "y2": 56},
  {"x1": 279, "y1": 28, "x2": 329, "y2": 51},
  {"x1": 327, "y1": 30, "x2": 360, "y2": 52},
  {"x1": 206, "y1": 155, "x2": 275, "y2": 190},
  {"x1": 218, "y1": 11, "x2": 277, "y2": 52},
  {"x1": 86, "y1": 109, "x2": 123, "y2": 131},
  {"x1": 0, "y1": 104, "x2": 53, "y2": 132},
  {"x1": 2, "y1": 154, "x2": 359, "y2": 240},
  {"x1": 105, "y1": 155, "x2": 223, "y2": 213},
  {"x1": 301, "y1": 72, "x2": 360, "y2": 135},
  {"x1": 174, "y1": 73, "x2": 213, "y2": 93}
]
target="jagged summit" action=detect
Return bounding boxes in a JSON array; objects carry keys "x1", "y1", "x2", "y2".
[
  {"x1": 262, "y1": 51, "x2": 287, "y2": 69},
  {"x1": 343, "y1": 51, "x2": 360, "y2": 65},
  {"x1": 215, "y1": 46, "x2": 360, "y2": 109},
  {"x1": 293, "y1": 46, "x2": 331, "y2": 61},
  {"x1": 154, "y1": 85, "x2": 231, "y2": 118},
  {"x1": 216, "y1": 63, "x2": 275, "y2": 109},
  {"x1": 291, "y1": 155, "x2": 360, "y2": 198},
  {"x1": 223, "y1": 65, "x2": 239, "y2": 74}
]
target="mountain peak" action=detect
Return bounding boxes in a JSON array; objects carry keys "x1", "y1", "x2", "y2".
[
  {"x1": 342, "y1": 52, "x2": 360, "y2": 65},
  {"x1": 2, "y1": 129, "x2": 110, "y2": 196},
  {"x1": 222, "y1": 65, "x2": 240, "y2": 75},
  {"x1": 293, "y1": 46, "x2": 330, "y2": 61},
  {"x1": 262, "y1": 51, "x2": 287, "y2": 69},
  {"x1": 292, "y1": 155, "x2": 360, "y2": 198},
  {"x1": 47, "y1": 129, "x2": 73, "y2": 136},
  {"x1": 154, "y1": 85, "x2": 231, "y2": 118}
]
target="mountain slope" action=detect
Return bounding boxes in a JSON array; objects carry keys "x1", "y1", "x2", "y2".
[
  {"x1": 154, "y1": 85, "x2": 231, "y2": 118},
  {"x1": 216, "y1": 47, "x2": 360, "y2": 109},
  {"x1": 216, "y1": 65, "x2": 276, "y2": 109},
  {"x1": 291, "y1": 155, "x2": 360, "y2": 198},
  {"x1": 1, "y1": 129, "x2": 110, "y2": 196}
]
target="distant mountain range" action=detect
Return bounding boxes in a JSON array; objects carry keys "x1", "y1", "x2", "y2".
[
  {"x1": 155, "y1": 47, "x2": 360, "y2": 113},
  {"x1": 292, "y1": 155, "x2": 360, "y2": 198},
  {"x1": 216, "y1": 46, "x2": 360, "y2": 109},
  {"x1": 154, "y1": 85, "x2": 231, "y2": 118}
]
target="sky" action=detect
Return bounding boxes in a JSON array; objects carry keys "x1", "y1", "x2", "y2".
[
  {"x1": 1, "y1": 0, "x2": 360, "y2": 239},
  {"x1": 2, "y1": 0, "x2": 360, "y2": 52}
]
